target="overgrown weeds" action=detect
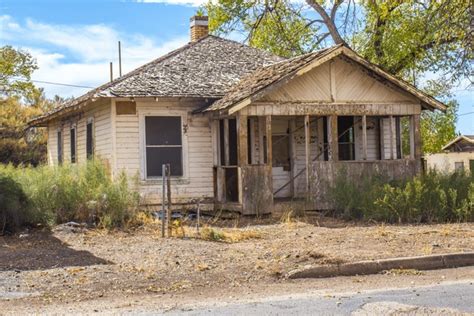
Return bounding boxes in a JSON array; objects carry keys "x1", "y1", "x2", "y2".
[
  {"x1": 199, "y1": 226, "x2": 262, "y2": 243},
  {"x1": 328, "y1": 169, "x2": 474, "y2": 223},
  {"x1": 0, "y1": 159, "x2": 139, "y2": 233}
]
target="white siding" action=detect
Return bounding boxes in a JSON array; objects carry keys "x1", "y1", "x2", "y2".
[
  {"x1": 46, "y1": 99, "x2": 112, "y2": 166},
  {"x1": 114, "y1": 99, "x2": 214, "y2": 204}
]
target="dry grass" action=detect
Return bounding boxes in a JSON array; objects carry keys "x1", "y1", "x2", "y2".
[
  {"x1": 197, "y1": 226, "x2": 262, "y2": 243},
  {"x1": 383, "y1": 269, "x2": 424, "y2": 276}
]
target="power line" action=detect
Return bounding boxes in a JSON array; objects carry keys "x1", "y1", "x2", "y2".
[
  {"x1": 458, "y1": 111, "x2": 474, "y2": 116},
  {"x1": 11, "y1": 77, "x2": 94, "y2": 89}
]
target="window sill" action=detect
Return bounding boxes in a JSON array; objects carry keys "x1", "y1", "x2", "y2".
[{"x1": 140, "y1": 177, "x2": 190, "y2": 186}]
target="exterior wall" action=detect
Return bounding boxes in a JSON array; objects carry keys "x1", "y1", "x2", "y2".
[
  {"x1": 426, "y1": 152, "x2": 474, "y2": 173},
  {"x1": 47, "y1": 98, "x2": 112, "y2": 166},
  {"x1": 113, "y1": 98, "x2": 214, "y2": 204}
]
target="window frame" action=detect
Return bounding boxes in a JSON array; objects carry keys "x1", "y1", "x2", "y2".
[
  {"x1": 139, "y1": 110, "x2": 188, "y2": 181},
  {"x1": 86, "y1": 117, "x2": 94, "y2": 160}
]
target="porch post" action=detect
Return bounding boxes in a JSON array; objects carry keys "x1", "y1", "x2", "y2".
[
  {"x1": 265, "y1": 116, "x2": 272, "y2": 165},
  {"x1": 289, "y1": 118, "x2": 297, "y2": 197},
  {"x1": 304, "y1": 115, "x2": 311, "y2": 191},
  {"x1": 362, "y1": 115, "x2": 368, "y2": 160},
  {"x1": 223, "y1": 119, "x2": 230, "y2": 166},
  {"x1": 236, "y1": 113, "x2": 248, "y2": 166},
  {"x1": 258, "y1": 117, "x2": 265, "y2": 164},
  {"x1": 409, "y1": 115, "x2": 415, "y2": 159},
  {"x1": 328, "y1": 115, "x2": 338, "y2": 161}
]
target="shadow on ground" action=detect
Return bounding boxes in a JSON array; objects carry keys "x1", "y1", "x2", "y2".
[{"x1": 0, "y1": 230, "x2": 111, "y2": 271}]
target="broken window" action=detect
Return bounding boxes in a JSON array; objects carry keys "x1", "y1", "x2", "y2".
[{"x1": 145, "y1": 116, "x2": 183, "y2": 177}]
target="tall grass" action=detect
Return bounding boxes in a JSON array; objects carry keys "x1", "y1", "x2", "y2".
[
  {"x1": 328, "y1": 170, "x2": 474, "y2": 223},
  {"x1": 0, "y1": 159, "x2": 139, "y2": 233}
]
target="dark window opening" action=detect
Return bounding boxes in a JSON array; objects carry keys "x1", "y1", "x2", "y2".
[
  {"x1": 57, "y1": 130, "x2": 63, "y2": 165},
  {"x1": 86, "y1": 121, "x2": 94, "y2": 159},
  {"x1": 70, "y1": 127, "x2": 76, "y2": 163},
  {"x1": 225, "y1": 167, "x2": 239, "y2": 202},
  {"x1": 272, "y1": 135, "x2": 290, "y2": 171},
  {"x1": 228, "y1": 119, "x2": 237, "y2": 165},
  {"x1": 145, "y1": 116, "x2": 183, "y2": 177},
  {"x1": 338, "y1": 116, "x2": 355, "y2": 161},
  {"x1": 322, "y1": 117, "x2": 329, "y2": 161}
]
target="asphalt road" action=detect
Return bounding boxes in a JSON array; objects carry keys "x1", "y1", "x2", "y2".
[{"x1": 163, "y1": 281, "x2": 474, "y2": 315}]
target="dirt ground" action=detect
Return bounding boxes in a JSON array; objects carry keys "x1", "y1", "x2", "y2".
[{"x1": 1, "y1": 213, "x2": 473, "y2": 314}]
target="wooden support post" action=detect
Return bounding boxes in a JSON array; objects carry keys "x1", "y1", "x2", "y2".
[
  {"x1": 328, "y1": 115, "x2": 338, "y2": 161},
  {"x1": 236, "y1": 113, "x2": 248, "y2": 166},
  {"x1": 304, "y1": 115, "x2": 311, "y2": 191},
  {"x1": 289, "y1": 118, "x2": 296, "y2": 197},
  {"x1": 223, "y1": 119, "x2": 229, "y2": 166},
  {"x1": 161, "y1": 164, "x2": 166, "y2": 238},
  {"x1": 389, "y1": 115, "x2": 396, "y2": 160},
  {"x1": 265, "y1": 116, "x2": 272, "y2": 165},
  {"x1": 362, "y1": 115, "x2": 368, "y2": 160},
  {"x1": 379, "y1": 118, "x2": 385, "y2": 160},
  {"x1": 249, "y1": 118, "x2": 255, "y2": 164},
  {"x1": 166, "y1": 164, "x2": 172, "y2": 237},
  {"x1": 211, "y1": 119, "x2": 219, "y2": 166},
  {"x1": 258, "y1": 117, "x2": 265, "y2": 164}
]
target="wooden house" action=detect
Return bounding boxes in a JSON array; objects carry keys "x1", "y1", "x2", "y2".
[
  {"x1": 426, "y1": 136, "x2": 474, "y2": 173},
  {"x1": 30, "y1": 16, "x2": 447, "y2": 214}
]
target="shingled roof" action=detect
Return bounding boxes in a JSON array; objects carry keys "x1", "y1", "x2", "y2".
[
  {"x1": 202, "y1": 44, "x2": 447, "y2": 114},
  {"x1": 30, "y1": 35, "x2": 283, "y2": 126}
]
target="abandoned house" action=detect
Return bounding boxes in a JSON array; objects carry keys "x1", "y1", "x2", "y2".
[
  {"x1": 29, "y1": 16, "x2": 447, "y2": 214},
  {"x1": 425, "y1": 135, "x2": 474, "y2": 173}
]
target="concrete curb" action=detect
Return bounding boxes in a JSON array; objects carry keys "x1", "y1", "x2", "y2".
[{"x1": 288, "y1": 252, "x2": 474, "y2": 279}]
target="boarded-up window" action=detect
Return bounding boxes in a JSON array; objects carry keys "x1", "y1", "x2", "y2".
[
  {"x1": 145, "y1": 116, "x2": 183, "y2": 177},
  {"x1": 86, "y1": 120, "x2": 94, "y2": 159},
  {"x1": 57, "y1": 130, "x2": 63, "y2": 165},
  {"x1": 116, "y1": 101, "x2": 136, "y2": 115},
  {"x1": 70, "y1": 127, "x2": 76, "y2": 163}
]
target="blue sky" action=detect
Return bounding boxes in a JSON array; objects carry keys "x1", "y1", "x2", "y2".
[{"x1": 1, "y1": 0, "x2": 472, "y2": 134}]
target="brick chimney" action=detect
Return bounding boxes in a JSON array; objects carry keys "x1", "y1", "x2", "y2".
[{"x1": 190, "y1": 16, "x2": 209, "y2": 42}]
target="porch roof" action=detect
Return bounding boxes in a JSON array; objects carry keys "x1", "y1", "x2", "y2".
[{"x1": 201, "y1": 45, "x2": 447, "y2": 115}]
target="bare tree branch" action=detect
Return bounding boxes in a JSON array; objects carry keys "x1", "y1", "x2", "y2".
[{"x1": 305, "y1": 0, "x2": 346, "y2": 45}]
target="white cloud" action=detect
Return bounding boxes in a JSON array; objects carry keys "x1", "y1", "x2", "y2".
[{"x1": 0, "y1": 15, "x2": 188, "y2": 98}]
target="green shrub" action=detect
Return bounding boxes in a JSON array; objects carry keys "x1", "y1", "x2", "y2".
[
  {"x1": 328, "y1": 169, "x2": 474, "y2": 223},
  {"x1": 0, "y1": 159, "x2": 140, "y2": 230},
  {"x1": 0, "y1": 175, "x2": 30, "y2": 234}
]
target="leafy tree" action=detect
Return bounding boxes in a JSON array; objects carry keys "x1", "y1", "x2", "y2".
[
  {"x1": 0, "y1": 46, "x2": 61, "y2": 165},
  {"x1": 204, "y1": 0, "x2": 470, "y2": 153},
  {"x1": 0, "y1": 46, "x2": 38, "y2": 100}
]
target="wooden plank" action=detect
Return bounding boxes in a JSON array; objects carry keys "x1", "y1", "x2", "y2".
[
  {"x1": 236, "y1": 113, "x2": 248, "y2": 166},
  {"x1": 265, "y1": 116, "x2": 272, "y2": 165},
  {"x1": 211, "y1": 119, "x2": 219, "y2": 166},
  {"x1": 390, "y1": 115, "x2": 395, "y2": 160},
  {"x1": 223, "y1": 119, "x2": 229, "y2": 166},
  {"x1": 289, "y1": 118, "x2": 296, "y2": 197},
  {"x1": 328, "y1": 115, "x2": 338, "y2": 161},
  {"x1": 362, "y1": 115, "x2": 368, "y2": 160},
  {"x1": 413, "y1": 114, "x2": 422, "y2": 160},
  {"x1": 304, "y1": 115, "x2": 311, "y2": 191},
  {"x1": 379, "y1": 118, "x2": 385, "y2": 160}
]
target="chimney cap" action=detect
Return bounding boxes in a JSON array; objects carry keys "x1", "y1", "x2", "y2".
[{"x1": 190, "y1": 15, "x2": 209, "y2": 27}]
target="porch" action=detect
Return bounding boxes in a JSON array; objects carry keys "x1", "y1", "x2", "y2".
[{"x1": 212, "y1": 111, "x2": 422, "y2": 215}]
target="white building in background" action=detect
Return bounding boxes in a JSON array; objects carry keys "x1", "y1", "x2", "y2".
[{"x1": 425, "y1": 135, "x2": 474, "y2": 173}]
